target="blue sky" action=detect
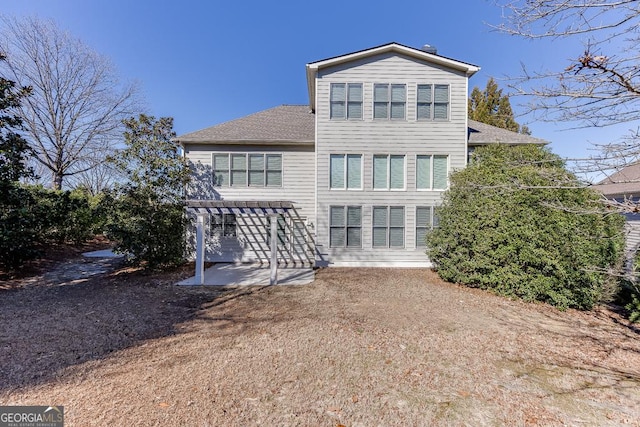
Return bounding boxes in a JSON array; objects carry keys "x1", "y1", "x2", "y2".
[{"x1": 0, "y1": 0, "x2": 627, "y2": 174}]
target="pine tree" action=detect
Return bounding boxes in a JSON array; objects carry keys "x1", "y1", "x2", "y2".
[{"x1": 468, "y1": 78, "x2": 530, "y2": 135}]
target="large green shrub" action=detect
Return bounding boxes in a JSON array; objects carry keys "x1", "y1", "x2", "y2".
[{"x1": 426, "y1": 144, "x2": 625, "y2": 310}]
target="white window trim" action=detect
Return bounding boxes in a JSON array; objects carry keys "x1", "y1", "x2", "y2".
[
  {"x1": 416, "y1": 83, "x2": 450, "y2": 121},
  {"x1": 371, "y1": 205, "x2": 406, "y2": 249},
  {"x1": 372, "y1": 154, "x2": 406, "y2": 191},
  {"x1": 415, "y1": 154, "x2": 449, "y2": 191},
  {"x1": 373, "y1": 83, "x2": 407, "y2": 120},
  {"x1": 211, "y1": 152, "x2": 283, "y2": 188},
  {"x1": 329, "y1": 153, "x2": 363, "y2": 191}
]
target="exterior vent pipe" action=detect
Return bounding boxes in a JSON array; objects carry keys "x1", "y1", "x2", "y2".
[{"x1": 421, "y1": 44, "x2": 437, "y2": 54}]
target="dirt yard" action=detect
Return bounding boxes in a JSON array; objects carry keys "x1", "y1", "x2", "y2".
[{"x1": 1, "y1": 252, "x2": 639, "y2": 426}]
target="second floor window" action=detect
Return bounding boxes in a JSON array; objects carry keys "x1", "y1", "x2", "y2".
[
  {"x1": 373, "y1": 154, "x2": 405, "y2": 190},
  {"x1": 330, "y1": 154, "x2": 362, "y2": 189},
  {"x1": 417, "y1": 84, "x2": 449, "y2": 120},
  {"x1": 374, "y1": 84, "x2": 406, "y2": 119},
  {"x1": 330, "y1": 83, "x2": 362, "y2": 119},
  {"x1": 213, "y1": 153, "x2": 282, "y2": 187}
]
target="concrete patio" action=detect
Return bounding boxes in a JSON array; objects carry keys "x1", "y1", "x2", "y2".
[{"x1": 177, "y1": 263, "x2": 315, "y2": 286}]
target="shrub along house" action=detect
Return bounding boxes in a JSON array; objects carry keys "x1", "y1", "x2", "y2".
[{"x1": 176, "y1": 42, "x2": 546, "y2": 269}]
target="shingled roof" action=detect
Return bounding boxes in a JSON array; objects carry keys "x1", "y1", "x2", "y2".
[
  {"x1": 177, "y1": 105, "x2": 548, "y2": 147},
  {"x1": 176, "y1": 105, "x2": 315, "y2": 145},
  {"x1": 467, "y1": 119, "x2": 548, "y2": 146},
  {"x1": 592, "y1": 162, "x2": 640, "y2": 198}
]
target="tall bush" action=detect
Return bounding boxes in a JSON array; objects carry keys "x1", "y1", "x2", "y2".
[{"x1": 426, "y1": 144, "x2": 625, "y2": 310}]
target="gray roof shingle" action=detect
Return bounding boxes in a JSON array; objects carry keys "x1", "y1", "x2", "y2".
[
  {"x1": 467, "y1": 119, "x2": 548, "y2": 146},
  {"x1": 592, "y1": 162, "x2": 640, "y2": 198},
  {"x1": 176, "y1": 105, "x2": 315, "y2": 145},
  {"x1": 176, "y1": 105, "x2": 549, "y2": 147}
]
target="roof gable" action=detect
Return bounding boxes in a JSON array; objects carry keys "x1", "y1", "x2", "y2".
[{"x1": 305, "y1": 42, "x2": 480, "y2": 111}]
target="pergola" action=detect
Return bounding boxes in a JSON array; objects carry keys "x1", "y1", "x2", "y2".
[{"x1": 185, "y1": 200, "x2": 311, "y2": 285}]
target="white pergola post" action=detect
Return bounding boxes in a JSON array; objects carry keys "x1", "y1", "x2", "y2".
[
  {"x1": 270, "y1": 214, "x2": 278, "y2": 285},
  {"x1": 195, "y1": 212, "x2": 207, "y2": 285}
]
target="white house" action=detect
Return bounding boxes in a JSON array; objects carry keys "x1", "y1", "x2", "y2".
[{"x1": 176, "y1": 42, "x2": 547, "y2": 268}]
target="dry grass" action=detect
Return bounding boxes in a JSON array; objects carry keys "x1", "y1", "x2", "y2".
[{"x1": 1, "y1": 254, "x2": 639, "y2": 426}]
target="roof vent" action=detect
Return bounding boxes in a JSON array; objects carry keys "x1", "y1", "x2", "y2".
[{"x1": 421, "y1": 44, "x2": 437, "y2": 54}]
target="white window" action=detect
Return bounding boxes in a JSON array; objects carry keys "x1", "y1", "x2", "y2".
[
  {"x1": 373, "y1": 154, "x2": 405, "y2": 190},
  {"x1": 330, "y1": 154, "x2": 362, "y2": 189},
  {"x1": 417, "y1": 84, "x2": 449, "y2": 120},
  {"x1": 374, "y1": 84, "x2": 406, "y2": 119},
  {"x1": 416, "y1": 155, "x2": 448, "y2": 190},
  {"x1": 266, "y1": 214, "x2": 286, "y2": 246},
  {"x1": 211, "y1": 213, "x2": 236, "y2": 237},
  {"x1": 330, "y1": 83, "x2": 363, "y2": 119},
  {"x1": 372, "y1": 206, "x2": 405, "y2": 248},
  {"x1": 415, "y1": 206, "x2": 439, "y2": 247},
  {"x1": 212, "y1": 153, "x2": 282, "y2": 187},
  {"x1": 329, "y1": 206, "x2": 362, "y2": 248}
]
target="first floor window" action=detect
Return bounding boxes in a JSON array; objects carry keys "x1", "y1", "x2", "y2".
[
  {"x1": 330, "y1": 206, "x2": 362, "y2": 248},
  {"x1": 330, "y1": 154, "x2": 362, "y2": 189},
  {"x1": 373, "y1": 154, "x2": 405, "y2": 190},
  {"x1": 211, "y1": 213, "x2": 236, "y2": 237},
  {"x1": 416, "y1": 154, "x2": 448, "y2": 190},
  {"x1": 372, "y1": 206, "x2": 405, "y2": 248},
  {"x1": 212, "y1": 153, "x2": 282, "y2": 187},
  {"x1": 266, "y1": 214, "x2": 286, "y2": 246},
  {"x1": 415, "y1": 206, "x2": 439, "y2": 247}
]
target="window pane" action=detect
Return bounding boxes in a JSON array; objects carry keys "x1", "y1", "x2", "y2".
[
  {"x1": 266, "y1": 171, "x2": 282, "y2": 187},
  {"x1": 347, "y1": 227, "x2": 361, "y2": 247},
  {"x1": 249, "y1": 154, "x2": 264, "y2": 170},
  {"x1": 374, "y1": 84, "x2": 388, "y2": 102},
  {"x1": 390, "y1": 102, "x2": 405, "y2": 119},
  {"x1": 373, "y1": 155, "x2": 388, "y2": 189},
  {"x1": 416, "y1": 206, "x2": 432, "y2": 226},
  {"x1": 389, "y1": 155, "x2": 405, "y2": 189},
  {"x1": 347, "y1": 206, "x2": 361, "y2": 226},
  {"x1": 330, "y1": 227, "x2": 346, "y2": 247},
  {"x1": 346, "y1": 154, "x2": 361, "y2": 189},
  {"x1": 391, "y1": 84, "x2": 405, "y2": 102},
  {"x1": 372, "y1": 228, "x2": 387, "y2": 247},
  {"x1": 331, "y1": 83, "x2": 346, "y2": 101},
  {"x1": 417, "y1": 84, "x2": 432, "y2": 103},
  {"x1": 231, "y1": 171, "x2": 246, "y2": 186},
  {"x1": 248, "y1": 171, "x2": 264, "y2": 186},
  {"x1": 434, "y1": 103, "x2": 448, "y2": 120},
  {"x1": 347, "y1": 101, "x2": 362, "y2": 119},
  {"x1": 213, "y1": 154, "x2": 229, "y2": 170},
  {"x1": 416, "y1": 228, "x2": 427, "y2": 247},
  {"x1": 330, "y1": 154, "x2": 345, "y2": 189},
  {"x1": 417, "y1": 103, "x2": 431, "y2": 120},
  {"x1": 433, "y1": 208, "x2": 440, "y2": 228},
  {"x1": 330, "y1": 206, "x2": 345, "y2": 226},
  {"x1": 348, "y1": 83, "x2": 362, "y2": 101},
  {"x1": 372, "y1": 206, "x2": 387, "y2": 227},
  {"x1": 434, "y1": 85, "x2": 449, "y2": 103},
  {"x1": 433, "y1": 155, "x2": 448, "y2": 189},
  {"x1": 224, "y1": 214, "x2": 237, "y2": 237},
  {"x1": 374, "y1": 102, "x2": 388, "y2": 119},
  {"x1": 389, "y1": 206, "x2": 404, "y2": 227},
  {"x1": 416, "y1": 155, "x2": 431, "y2": 189},
  {"x1": 266, "y1": 154, "x2": 282, "y2": 170},
  {"x1": 331, "y1": 101, "x2": 345, "y2": 119},
  {"x1": 389, "y1": 227, "x2": 404, "y2": 248},
  {"x1": 231, "y1": 154, "x2": 246, "y2": 169}
]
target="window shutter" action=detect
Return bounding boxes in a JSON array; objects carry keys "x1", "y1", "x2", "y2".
[
  {"x1": 373, "y1": 155, "x2": 388, "y2": 189},
  {"x1": 330, "y1": 154, "x2": 345, "y2": 189},
  {"x1": 389, "y1": 155, "x2": 405, "y2": 189},
  {"x1": 347, "y1": 84, "x2": 362, "y2": 119},
  {"x1": 330, "y1": 83, "x2": 346, "y2": 119},
  {"x1": 433, "y1": 155, "x2": 448, "y2": 189},
  {"x1": 416, "y1": 155, "x2": 431, "y2": 189},
  {"x1": 346, "y1": 154, "x2": 361, "y2": 189}
]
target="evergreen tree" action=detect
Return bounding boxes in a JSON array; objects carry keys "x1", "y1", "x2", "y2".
[{"x1": 468, "y1": 78, "x2": 530, "y2": 134}]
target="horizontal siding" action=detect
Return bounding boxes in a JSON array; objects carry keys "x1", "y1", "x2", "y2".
[{"x1": 315, "y1": 52, "x2": 467, "y2": 266}]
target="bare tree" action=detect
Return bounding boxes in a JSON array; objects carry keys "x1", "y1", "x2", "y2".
[
  {"x1": 493, "y1": 1, "x2": 640, "y2": 172},
  {"x1": 0, "y1": 16, "x2": 140, "y2": 190}
]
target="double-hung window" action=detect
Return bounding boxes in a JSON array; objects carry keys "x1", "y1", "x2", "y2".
[
  {"x1": 211, "y1": 213, "x2": 236, "y2": 237},
  {"x1": 417, "y1": 84, "x2": 449, "y2": 120},
  {"x1": 330, "y1": 154, "x2": 362, "y2": 189},
  {"x1": 212, "y1": 153, "x2": 282, "y2": 187},
  {"x1": 374, "y1": 84, "x2": 406, "y2": 119},
  {"x1": 416, "y1": 155, "x2": 448, "y2": 190},
  {"x1": 372, "y1": 206, "x2": 405, "y2": 248},
  {"x1": 266, "y1": 214, "x2": 287, "y2": 246},
  {"x1": 330, "y1": 83, "x2": 363, "y2": 119},
  {"x1": 415, "y1": 206, "x2": 439, "y2": 247},
  {"x1": 329, "y1": 206, "x2": 362, "y2": 248},
  {"x1": 373, "y1": 154, "x2": 405, "y2": 190}
]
